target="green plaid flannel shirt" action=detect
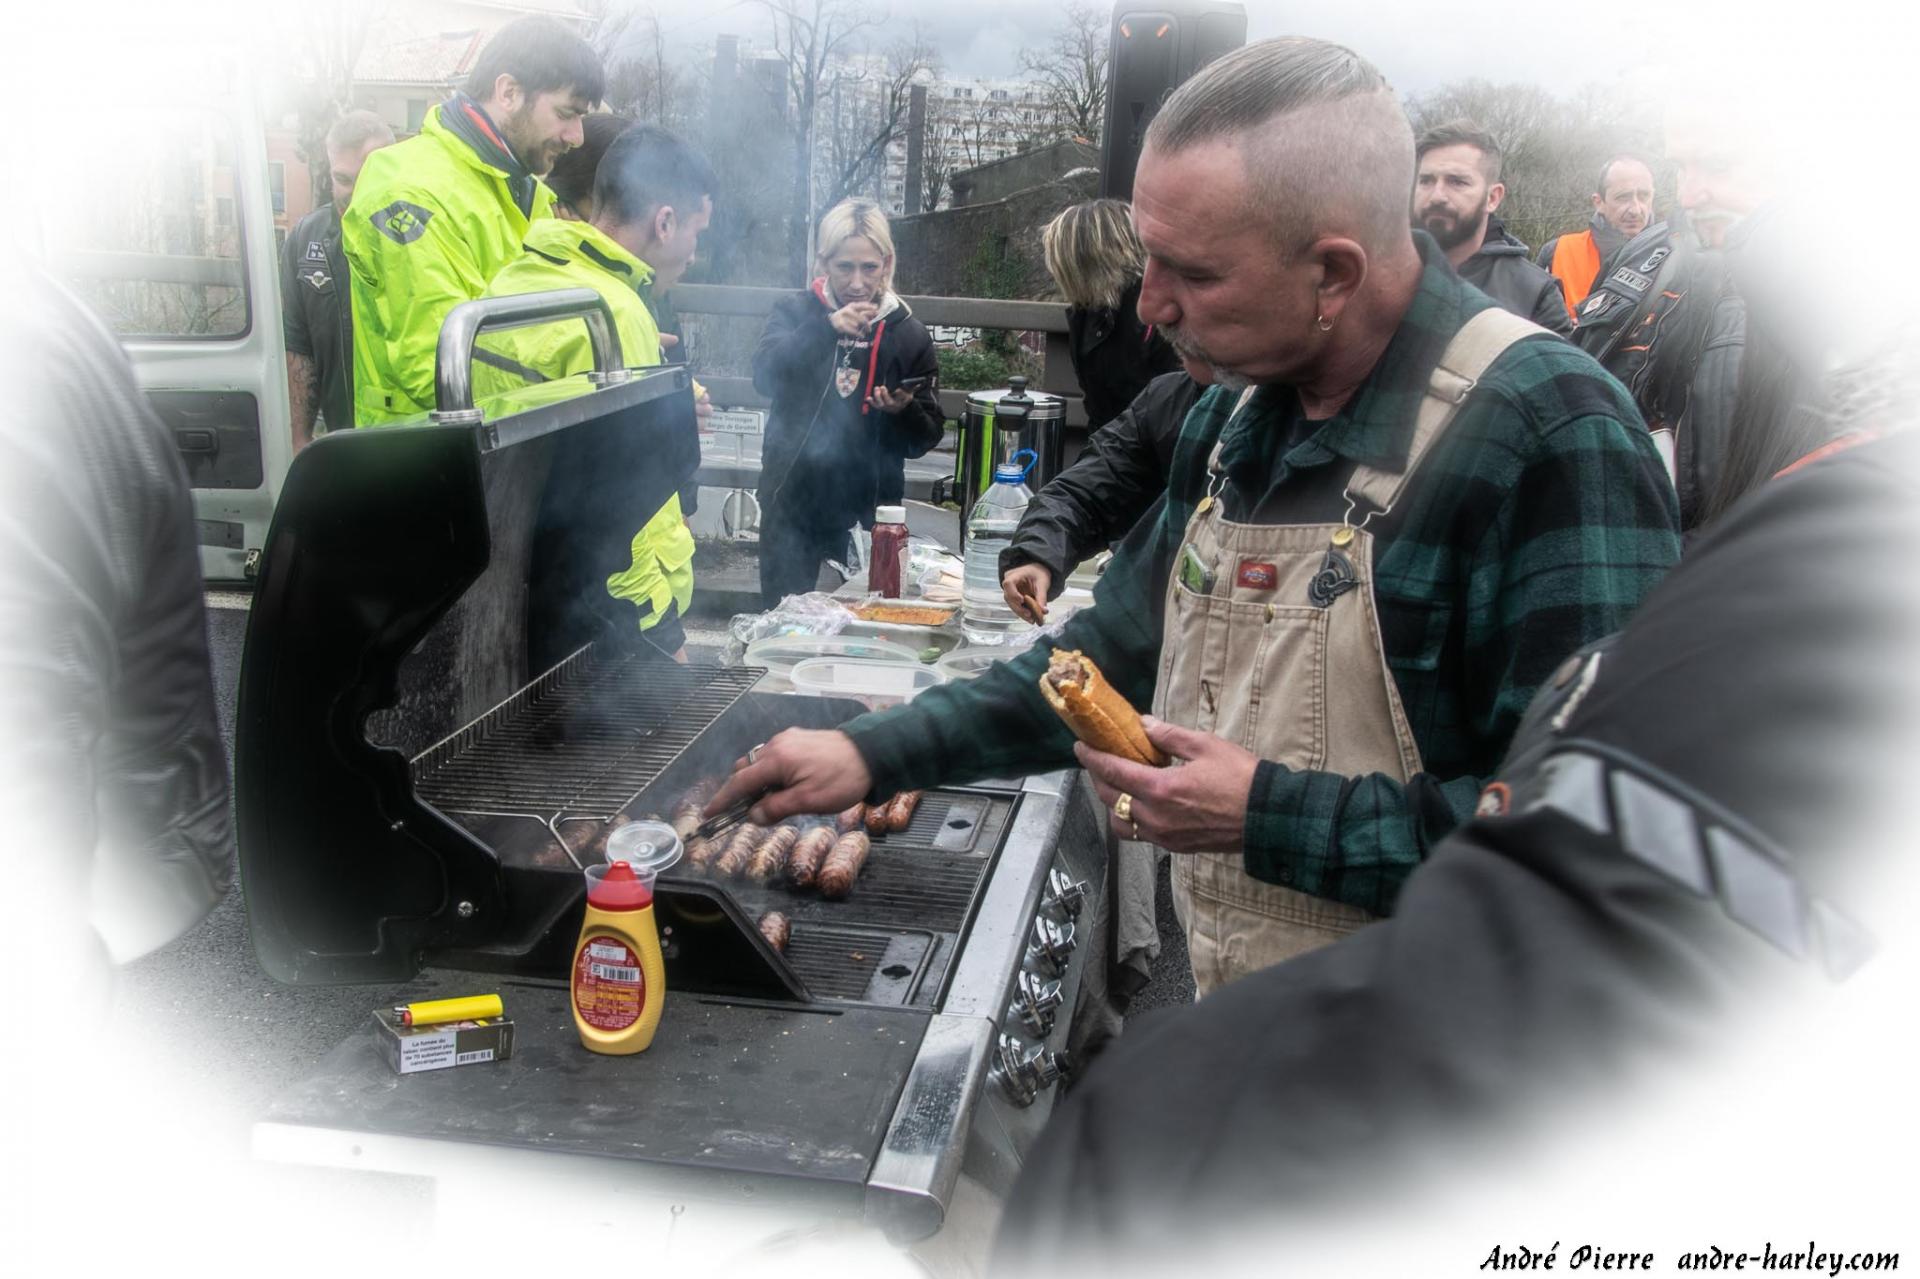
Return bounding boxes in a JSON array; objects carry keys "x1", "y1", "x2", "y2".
[{"x1": 844, "y1": 235, "x2": 1681, "y2": 914}]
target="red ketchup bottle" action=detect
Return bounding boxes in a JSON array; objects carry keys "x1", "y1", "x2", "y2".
[{"x1": 868, "y1": 505, "x2": 909, "y2": 598}]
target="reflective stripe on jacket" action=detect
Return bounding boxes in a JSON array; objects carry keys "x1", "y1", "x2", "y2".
[
  {"x1": 343, "y1": 103, "x2": 555, "y2": 425},
  {"x1": 479, "y1": 218, "x2": 695, "y2": 627}
]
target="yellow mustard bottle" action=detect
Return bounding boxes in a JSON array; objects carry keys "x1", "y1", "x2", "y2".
[{"x1": 571, "y1": 856, "x2": 668, "y2": 1054}]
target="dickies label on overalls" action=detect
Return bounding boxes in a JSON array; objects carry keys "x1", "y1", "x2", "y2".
[{"x1": 1236, "y1": 560, "x2": 1279, "y2": 591}]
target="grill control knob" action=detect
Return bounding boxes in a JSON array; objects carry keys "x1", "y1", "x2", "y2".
[
  {"x1": 992, "y1": 1032, "x2": 1069, "y2": 1108},
  {"x1": 1011, "y1": 971, "x2": 1064, "y2": 1037},
  {"x1": 1027, "y1": 917, "x2": 1076, "y2": 976},
  {"x1": 1045, "y1": 867, "x2": 1089, "y2": 918}
]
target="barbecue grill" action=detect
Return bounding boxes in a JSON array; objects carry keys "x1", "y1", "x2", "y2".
[{"x1": 238, "y1": 295, "x2": 1110, "y2": 1258}]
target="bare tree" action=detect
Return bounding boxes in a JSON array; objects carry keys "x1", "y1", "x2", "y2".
[
  {"x1": 916, "y1": 109, "x2": 961, "y2": 212},
  {"x1": 948, "y1": 93, "x2": 1012, "y2": 169},
  {"x1": 607, "y1": 22, "x2": 702, "y2": 128},
  {"x1": 271, "y1": 0, "x2": 381, "y2": 204},
  {"x1": 761, "y1": 0, "x2": 887, "y2": 281},
  {"x1": 1018, "y1": 0, "x2": 1109, "y2": 144},
  {"x1": 815, "y1": 30, "x2": 937, "y2": 215}
]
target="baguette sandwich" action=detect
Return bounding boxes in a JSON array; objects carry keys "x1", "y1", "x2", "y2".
[{"x1": 1038, "y1": 649, "x2": 1167, "y2": 767}]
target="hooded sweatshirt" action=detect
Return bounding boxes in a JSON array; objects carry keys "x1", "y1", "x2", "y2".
[
  {"x1": 1456, "y1": 216, "x2": 1574, "y2": 336},
  {"x1": 751, "y1": 280, "x2": 944, "y2": 530}
]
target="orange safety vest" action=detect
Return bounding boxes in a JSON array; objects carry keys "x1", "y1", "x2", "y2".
[{"x1": 1547, "y1": 229, "x2": 1604, "y2": 321}]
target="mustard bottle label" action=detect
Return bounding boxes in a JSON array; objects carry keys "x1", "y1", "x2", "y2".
[{"x1": 573, "y1": 935, "x2": 646, "y2": 1031}]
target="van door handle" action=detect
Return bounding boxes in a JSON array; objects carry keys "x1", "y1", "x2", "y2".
[{"x1": 174, "y1": 428, "x2": 218, "y2": 455}]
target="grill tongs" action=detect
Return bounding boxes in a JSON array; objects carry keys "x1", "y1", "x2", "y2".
[{"x1": 691, "y1": 788, "x2": 772, "y2": 844}]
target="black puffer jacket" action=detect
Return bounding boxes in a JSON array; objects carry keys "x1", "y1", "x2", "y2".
[
  {"x1": 752, "y1": 282, "x2": 943, "y2": 531},
  {"x1": 1066, "y1": 280, "x2": 1182, "y2": 429},
  {"x1": 1458, "y1": 216, "x2": 1574, "y2": 336},
  {"x1": 999, "y1": 371, "x2": 1202, "y2": 596},
  {"x1": 0, "y1": 262, "x2": 233, "y2": 964}
]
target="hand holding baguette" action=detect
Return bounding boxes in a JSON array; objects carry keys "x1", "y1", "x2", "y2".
[{"x1": 1038, "y1": 650, "x2": 1167, "y2": 767}]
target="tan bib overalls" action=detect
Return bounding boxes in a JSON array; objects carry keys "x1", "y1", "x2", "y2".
[{"x1": 1155, "y1": 308, "x2": 1540, "y2": 996}]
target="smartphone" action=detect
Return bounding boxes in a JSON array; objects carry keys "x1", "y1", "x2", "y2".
[{"x1": 896, "y1": 376, "x2": 930, "y2": 391}]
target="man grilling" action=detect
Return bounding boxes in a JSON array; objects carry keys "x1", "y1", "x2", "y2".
[{"x1": 710, "y1": 37, "x2": 1678, "y2": 997}]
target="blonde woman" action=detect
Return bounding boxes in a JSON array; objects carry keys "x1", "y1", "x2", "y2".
[
  {"x1": 999, "y1": 199, "x2": 1198, "y2": 623},
  {"x1": 1043, "y1": 198, "x2": 1180, "y2": 428},
  {"x1": 751, "y1": 199, "x2": 943, "y2": 607}
]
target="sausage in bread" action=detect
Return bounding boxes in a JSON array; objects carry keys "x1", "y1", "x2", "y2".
[{"x1": 1037, "y1": 649, "x2": 1167, "y2": 767}]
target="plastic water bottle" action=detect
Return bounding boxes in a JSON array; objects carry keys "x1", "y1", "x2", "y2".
[{"x1": 962, "y1": 450, "x2": 1037, "y2": 646}]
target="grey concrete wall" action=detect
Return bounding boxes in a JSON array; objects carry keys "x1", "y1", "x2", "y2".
[
  {"x1": 950, "y1": 140, "x2": 1099, "y2": 207},
  {"x1": 889, "y1": 167, "x2": 1099, "y2": 300}
]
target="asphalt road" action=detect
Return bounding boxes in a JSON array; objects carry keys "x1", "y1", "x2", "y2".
[{"x1": 108, "y1": 590, "x2": 1193, "y2": 1219}]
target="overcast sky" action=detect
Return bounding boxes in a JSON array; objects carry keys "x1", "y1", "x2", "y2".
[{"x1": 636, "y1": 0, "x2": 1882, "y2": 99}]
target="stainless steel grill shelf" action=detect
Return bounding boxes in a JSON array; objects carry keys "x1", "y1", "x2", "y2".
[{"x1": 410, "y1": 649, "x2": 764, "y2": 821}]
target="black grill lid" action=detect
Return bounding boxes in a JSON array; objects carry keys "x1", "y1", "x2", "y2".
[{"x1": 235, "y1": 369, "x2": 699, "y2": 984}]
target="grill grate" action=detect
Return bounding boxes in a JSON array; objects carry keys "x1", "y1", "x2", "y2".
[
  {"x1": 864, "y1": 794, "x2": 970, "y2": 847},
  {"x1": 818, "y1": 851, "x2": 985, "y2": 933},
  {"x1": 411, "y1": 650, "x2": 762, "y2": 820},
  {"x1": 782, "y1": 925, "x2": 896, "y2": 1000}
]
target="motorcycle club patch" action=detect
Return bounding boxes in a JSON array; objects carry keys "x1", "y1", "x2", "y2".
[
  {"x1": 1235, "y1": 560, "x2": 1278, "y2": 591},
  {"x1": 371, "y1": 200, "x2": 433, "y2": 245},
  {"x1": 835, "y1": 365, "x2": 862, "y2": 398}
]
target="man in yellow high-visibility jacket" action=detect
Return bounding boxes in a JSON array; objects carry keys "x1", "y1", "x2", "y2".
[
  {"x1": 476, "y1": 122, "x2": 716, "y2": 660},
  {"x1": 342, "y1": 16, "x2": 603, "y2": 425}
]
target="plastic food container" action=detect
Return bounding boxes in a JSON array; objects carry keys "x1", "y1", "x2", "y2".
[
  {"x1": 789, "y1": 657, "x2": 946, "y2": 710},
  {"x1": 935, "y1": 647, "x2": 1017, "y2": 682},
  {"x1": 839, "y1": 619, "x2": 964, "y2": 658},
  {"x1": 743, "y1": 633, "x2": 923, "y2": 691}
]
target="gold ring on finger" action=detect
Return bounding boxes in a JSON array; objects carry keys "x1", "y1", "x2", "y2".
[{"x1": 1114, "y1": 792, "x2": 1133, "y2": 824}]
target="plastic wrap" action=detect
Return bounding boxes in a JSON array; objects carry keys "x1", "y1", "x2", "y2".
[
  {"x1": 723, "y1": 592, "x2": 856, "y2": 666},
  {"x1": 910, "y1": 539, "x2": 964, "y2": 603}
]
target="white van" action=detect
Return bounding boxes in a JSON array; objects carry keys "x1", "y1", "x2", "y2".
[{"x1": 31, "y1": 45, "x2": 291, "y2": 585}]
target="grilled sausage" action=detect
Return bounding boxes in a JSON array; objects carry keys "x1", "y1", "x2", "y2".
[
  {"x1": 886, "y1": 790, "x2": 923, "y2": 834},
  {"x1": 865, "y1": 799, "x2": 894, "y2": 836},
  {"x1": 581, "y1": 814, "x2": 631, "y2": 862},
  {"x1": 686, "y1": 834, "x2": 719, "y2": 871},
  {"x1": 786, "y1": 826, "x2": 837, "y2": 890},
  {"x1": 745, "y1": 826, "x2": 799, "y2": 883},
  {"x1": 557, "y1": 819, "x2": 600, "y2": 858},
  {"x1": 836, "y1": 803, "x2": 867, "y2": 834},
  {"x1": 670, "y1": 778, "x2": 722, "y2": 842},
  {"x1": 757, "y1": 911, "x2": 791, "y2": 953},
  {"x1": 712, "y1": 823, "x2": 764, "y2": 878},
  {"x1": 817, "y1": 831, "x2": 872, "y2": 899}
]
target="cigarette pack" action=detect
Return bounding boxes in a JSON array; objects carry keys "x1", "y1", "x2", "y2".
[{"x1": 372, "y1": 1009, "x2": 515, "y2": 1076}]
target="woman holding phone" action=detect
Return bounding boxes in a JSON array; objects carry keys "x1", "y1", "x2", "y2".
[{"x1": 752, "y1": 200, "x2": 944, "y2": 607}]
